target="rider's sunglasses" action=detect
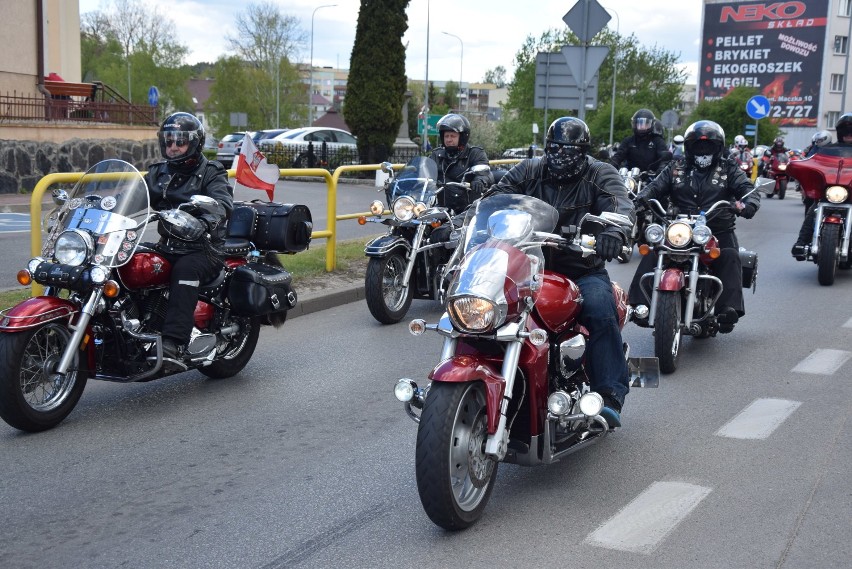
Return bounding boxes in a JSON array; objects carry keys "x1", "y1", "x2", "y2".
[{"x1": 164, "y1": 139, "x2": 189, "y2": 148}]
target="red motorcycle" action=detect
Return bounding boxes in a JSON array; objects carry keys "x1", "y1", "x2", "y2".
[
  {"x1": 732, "y1": 150, "x2": 754, "y2": 178},
  {"x1": 763, "y1": 151, "x2": 790, "y2": 199},
  {"x1": 392, "y1": 193, "x2": 659, "y2": 530},
  {"x1": 0, "y1": 159, "x2": 312, "y2": 432},
  {"x1": 786, "y1": 148, "x2": 852, "y2": 285}
]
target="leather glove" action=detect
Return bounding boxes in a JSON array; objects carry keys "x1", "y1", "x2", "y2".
[
  {"x1": 738, "y1": 203, "x2": 757, "y2": 219},
  {"x1": 595, "y1": 231, "x2": 623, "y2": 262},
  {"x1": 470, "y1": 178, "x2": 487, "y2": 194}
]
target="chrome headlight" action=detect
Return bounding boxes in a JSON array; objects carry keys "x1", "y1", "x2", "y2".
[
  {"x1": 624, "y1": 178, "x2": 637, "y2": 192},
  {"x1": 27, "y1": 257, "x2": 46, "y2": 273},
  {"x1": 777, "y1": 164, "x2": 787, "y2": 171},
  {"x1": 547, "y1": 391, "x2": 572, "y2": 415},
  {"x1": 826, "y1": 185, "x2": 848, "y2": 204},
  {"x1": 448, "y1": 296, "x2": 496, "y2": 332},
  {"x1": 392, "y1": 196, "x2": 416, "y2": 221},
  {"x1": 692, "y1": 224, "x2": 712, "y2": 245},
  {"x1": 54, "y1": 229, "x2": 92, "y2": 266},
  {"x1": 413, "y1": 202, "x2": 428, "y2": 217},
  {"x1": 577, "y1": 392, "x2": 604, "y2": 416},
  {"x1": 666, "y1": 222, "x2": 692, "y2": 247},
  {"x1": 89, "y1": 265, "x2": 109, "y2": 284},
  {"x1": 369, "y1": 200, "x2": 385, "y2": 215},
  {"x1": 645, "y1": 223, "x2": 665, "y2": 244}
]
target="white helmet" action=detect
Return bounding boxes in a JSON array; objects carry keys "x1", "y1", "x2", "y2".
[
  {"x1": 812, "y1": 130, "x2": 831, "y2": 146},
  {"x1": 734, "y1": 134, "x2": 748, "y2": 149}
]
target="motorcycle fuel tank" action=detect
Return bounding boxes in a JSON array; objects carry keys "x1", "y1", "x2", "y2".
[
  {"x1": 117, "y1": 251, "x2": 172, "y2": 289},
  {"x1": 534, "y1": 271, "x2": 582, "y2": 333}
]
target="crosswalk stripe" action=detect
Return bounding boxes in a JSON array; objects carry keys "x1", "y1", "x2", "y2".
[
  {"x1": 791, "y1": 349, "x2": 851, "y2": 375},
  {"x1": 716, "y1": 398, "x2": 801, "y2": 440},
  {"x1": 585, "y1": 481, "x2": 712, "y2": 553}
]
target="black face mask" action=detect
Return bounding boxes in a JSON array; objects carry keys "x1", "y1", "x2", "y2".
[
  {"x1": 689, "y1": 140, "x2": 717, "y2": 170},
  {"x1": 545, "y1": 142, "x2": 586, "y2": 180}
]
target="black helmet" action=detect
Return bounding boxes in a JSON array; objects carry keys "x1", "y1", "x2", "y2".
[
  {"x1": 772, "y1": 136, "x2": 785, "y2": 148},
  {"x1": 812, "y1": 130, "x2": 831, "y2": 146},
  {"x1": 632, "y1": 108, "x2": 656, "y2": 136},
  {"x1": 545, "y1": 117, "x2": 590, "y2": 180},
  {"x1": 436, "y1": 113, "x2": 471, "y2": 156},
  {"x1": 835, "y1": 113, "x2": 852, "y2": 140},
  {"x1": 683, "y1": 120, "x2": 725, "y2": 171},
  {"x1": 158, "y1": 112, "x2": 205, "y2": 171}
]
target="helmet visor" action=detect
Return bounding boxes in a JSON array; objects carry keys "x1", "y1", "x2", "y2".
[
  {"x1": 159, "y1": 131, "x2": 197, "y2": 148},
  {"x1": 634, "y1": 117, "x2": 653, "y2": 133}
]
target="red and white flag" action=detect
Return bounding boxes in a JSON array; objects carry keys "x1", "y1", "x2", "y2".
[{"x1": 235, "y1": 133, "x2": 279, "y2": 201}]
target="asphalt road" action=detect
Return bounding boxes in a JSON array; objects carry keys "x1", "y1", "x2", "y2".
[{"x1": 1, "y1": 191, "x2": 850, "y2": 569}]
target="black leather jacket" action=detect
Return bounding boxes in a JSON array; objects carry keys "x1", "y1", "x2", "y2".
[
  {"x1": 637, "y1": 157, "x2": 760, "y2": 235},
  {"x1": 610, "y1": 133, "x2": 671, "y2": 173},
  {"x1": 144, "y1": 156, "x2": 233, "y2": 254},
  {"x1": 490, "y1": 156, "x2": 635, "y2": 279},
  {"x1": 429, "y1": 145, "x2": 493, "y2": 187}
]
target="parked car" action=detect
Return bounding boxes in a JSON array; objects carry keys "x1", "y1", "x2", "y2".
[
  {"x1": 259, "y1": 127, "x2": 359, "y2": 168},
  {"x1": 235, "y1": 128, "x2": 290, "y2": 155},
  {"x1": 215, "y1": 131, "x2": 250, "y2": 168}
]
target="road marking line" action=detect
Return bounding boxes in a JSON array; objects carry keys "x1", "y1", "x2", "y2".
[
  {"x1": 843, "y1": 317, "x2": 852, "y2": 329},
  {"x1": 585, "y1": 481, "x2": 712, "y2": 554},
  {"x1": 716, "y1": 398, "x2": 801, "y2": 440},
  {"x1": 791, "y1": 349, "x2": 851, "y2": 375}
]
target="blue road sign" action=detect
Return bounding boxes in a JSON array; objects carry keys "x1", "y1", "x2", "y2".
[
  {"x1": 148, "y1": 86, "x2": 159, "y2": 107},
  {"x1": 746, "y1": 95, "x2": 770, "y2": 120},
  {"x1": 745, "y1": 124, "x2": 756, "y2": 136}
]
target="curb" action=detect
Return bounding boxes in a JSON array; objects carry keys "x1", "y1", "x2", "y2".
[{"x1": 288, "y1": 283, "x2": 365, "y2": 319}]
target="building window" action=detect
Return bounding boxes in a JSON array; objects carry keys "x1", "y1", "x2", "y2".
[
  {"x1": 842, "y1": 0, "x2": 852, "y2": 17},
  {"x1": 830, "y1": 73, "x2": 845, "y2": 92},
  {"x1": 827, "y1": 111, "x2": 840, "y2": 128},
  {"x1": 835, "y1": 35, "x2": 849, "y2": 55}
]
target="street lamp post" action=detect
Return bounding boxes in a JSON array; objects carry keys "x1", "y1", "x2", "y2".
[
  {"x1": 309, "y1": 4, "x2": 337, "y2": 127},
  {"x1": 423, "y1": 0, "x2": 430, "y2": 153},
  {"x1": 442, "y1": 31, "x2": 463, "y2": 111},
  {"x1": 605, "y1": 6, "x2": 620, "y2": 149}
]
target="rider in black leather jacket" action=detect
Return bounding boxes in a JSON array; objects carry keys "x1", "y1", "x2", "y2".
[
  {"x1": 429, "y1": 113, "x2": 493, "y2": 213},
  {"x1": 489, "y1": 117, "x2": 635, "y2": 428},
  {"x1": 628, "y1": 120, "x2": 760, "y2": 332},
  {"x1": 609, "y1": 109, "x2": 671, "y2": 177},
  {"x1": 143, "y1": 112, "x2": 233, "y2": 360}
]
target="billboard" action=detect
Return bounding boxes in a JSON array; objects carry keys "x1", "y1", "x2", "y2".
[{"x1": 699, "y1": 0, "x2": 828, "y2": 127}]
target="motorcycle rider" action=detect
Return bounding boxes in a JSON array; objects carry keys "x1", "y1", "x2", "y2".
[
  {"x1": 731, "y1": 134, "x2": 754, "y2": 174},
  {"x1": 609, "y1": 108, "x2": 672, "y2": 177},
  {"x1": 429, "y1": 113, "x2": 493, "y2": 212},
  {"x1": 144, "y1": 112, "x2": 233, "y2": 361},
  {"x1": 628, "y1": 120, "x2": 760, "y2": 333},
  {"x1": 804, "y1": 130, "x2": 832, "y2": 158},
  {"x1": 792, "y1": 113, "x2": 852, "y2": 258},
  {"x1": 489, "y1": 117, "x2": 635, "y2": 428},
  {"x1": 761, "y1": 136, "x2": 789, "y2": 176}
]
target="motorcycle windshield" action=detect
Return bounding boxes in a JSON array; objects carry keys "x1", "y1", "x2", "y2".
[
  {"x1": 388, "y1": 156, "x2": 439, "y2": 204},
  {"x1": 42, "y1": 159, "x2": 150, "y2": 268},
  {"x1": 449, "y1": 194, "x2": 558, "y2": 300}
]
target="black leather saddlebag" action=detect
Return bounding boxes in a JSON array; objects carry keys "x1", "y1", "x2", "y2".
[
  {"x1": 228, "y1": 262, "x2": 297, "y2": 316},
  {"x1": 739, "y1": 248, "x2": 758, "y2": 289},
  {"x1": 238, "y1": 200, "x2": 313, "y2": 253}
]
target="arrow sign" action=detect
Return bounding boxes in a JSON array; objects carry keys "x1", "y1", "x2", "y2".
[
  {"x1": 746, "y1": 95, "x2": 770, "y2": 120},
  {"x1": 147, "y1": 86, "x2": 159, "y2": 107}
]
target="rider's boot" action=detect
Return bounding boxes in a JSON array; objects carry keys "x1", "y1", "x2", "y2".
[{"x1": 716, "y1": 307, "x2": 739, "y2": 334}]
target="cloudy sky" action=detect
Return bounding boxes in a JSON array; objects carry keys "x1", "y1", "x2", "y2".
[{"x1": 78, "y1": 0, "x2": 704, "y2": 84}]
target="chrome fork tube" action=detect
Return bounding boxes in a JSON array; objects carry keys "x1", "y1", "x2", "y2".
[
  {"x1": 683, "y1": 254, "x2": 700, "y2": 328},
  {"x1": 647, "y1": 253, "x2": 666, "y2": 326},
  {"x1": 55, "y1": 289, "x2": 102, "y2": 375},
  {"x1": 400, "y1": 222, "x2": 428, "y2": 290},
  {"x1": 484, "y1": 314, "x2": 528, "y2": 460}
]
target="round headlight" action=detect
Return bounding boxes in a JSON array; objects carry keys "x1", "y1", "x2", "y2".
[
  {"x1": 89, "y1": 265, "x2": 109, "y2": 284},
  {"x1": 645, "y1": 223, "x2": 665, "y2": 244},
  {"x1": 577, "y1": 392, "x2": 604, "y2": 416},
  {"x1": 394, "y1": 379, "x2": 417, "y2": 402},
  {"x1": 54, "y1": 230, "x2": 92, "y2": 266},
  {"x1": 413, "y1": 202, "x2": 428, "y2": 217},
  {"x1": 666, "y1": 222, "x2": 693, "y2": 247},
  {"x1": 448, "y1": 296, "x2": 496, "y2": 332},
  {"x1": 826, "y1": 185, "x2": 848, "y2": 204},
  {"x1": 625, "y1": 178, "x2": 637, "y2": 192},
  {"x1": 27, "y1": 257, "x2": 45, "y2": 273},
  {"x1": 692, "y1": 224, "x2": 712, "y2": 245},
  {"x1": 369, "y1": 200, "x2": 385, "y2": 215},
  {"x1": 547, "y1": 391, "x2": 572, "y2": 415},
  {"x1": 392, "y1": 196, "x2": 416, "y2": 221}
]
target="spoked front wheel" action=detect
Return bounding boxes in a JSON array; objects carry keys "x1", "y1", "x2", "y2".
[
  {"x1": 654, "y1": 291, "x2": 682, "y2": 374},
  {"x1": 0, "y1": 323, "x2": 88, "y2": 432},
  {"x1": 415, "y1": 381, "x2": 498, "y2": 530},
  {"x1": 365, "y1": 253, "x2": 413, "y2": 324}
]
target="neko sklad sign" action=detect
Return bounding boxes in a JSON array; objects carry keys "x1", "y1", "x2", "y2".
[{"x1": 698, "y1": 0, "x2": 827, "y2": 128}]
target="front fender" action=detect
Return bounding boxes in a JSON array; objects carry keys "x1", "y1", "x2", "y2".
[
  {"x1": 0, "y1": 296, "x2": 78, "y2": 331},
  {"x1": 429, "y1": 355, "x2": 505, "y2": 435},
  {"x1": 364, "y1": 234, "x2": 412, "y2": 257},
  {"x1": 658, "y1": 268, "x2": 685, "y2": 291}
]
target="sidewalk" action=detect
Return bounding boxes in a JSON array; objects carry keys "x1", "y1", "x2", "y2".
[{"x1": 0, "y1": 192, "x2": 49, "y2": 213}]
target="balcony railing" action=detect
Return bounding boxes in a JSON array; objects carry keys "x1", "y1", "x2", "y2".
[{"x1": 0, "y1": 90, "x2": 158, "y2": 126}]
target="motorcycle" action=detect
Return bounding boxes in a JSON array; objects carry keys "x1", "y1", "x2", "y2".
[
  {"x1": 786, "y1": 148, "x2": 852, "y2": 285},
  {"x1": 360, "y1": 157, "x2": 490, "y2": 324},
  {"x1": 0, "y1": 159, "x2": 312, "y2": 432},
  {"x1": 763, "y1": 151, "x2": 790, "y2": 199},
  {"x1": 732, "y1": 150, "x2": 754, "y2": 179},
  {"x1": 392, "y1": 193, "x2": 660, "y2": 530},
  {"x1": 618, "y1": 166, "x2": 655, "y2": 264},
  {"x1": 630, "y1": 184, "x2": 767, "y2": 373}
]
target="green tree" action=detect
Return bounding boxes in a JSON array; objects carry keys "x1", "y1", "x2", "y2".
[
  {"x1": 684, "y1": 86, "x2": 781, "y2": 148},
  {"x1": 483, "y1": 66, "x2": 507, "y2": 88},
  {"x1": 345, "y1": 0, "x2": 410, "y2": 164}
]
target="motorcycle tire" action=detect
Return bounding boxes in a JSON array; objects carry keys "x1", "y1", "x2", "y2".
[
  {"x1": 654, "y1": 291, "x2": 682, "y2": 374},
  {"x1": 778, "y1": 179, "x2": 787, "y2": 200},
  {"x1": 0, "y1": 323, "x2": 88, "y2": 432},
  {"x1": 415, "y1": 381, "x2": 498, "y2": 531},
  {"x1": 200, "y1": 316, "x2": 261, "y2": 379},
  {"x1": 817, "y1": 223, "x2": 841, "y2": 286},
  {"x1": 365, "y1": 254, "x2": 413, "y2": 325}
]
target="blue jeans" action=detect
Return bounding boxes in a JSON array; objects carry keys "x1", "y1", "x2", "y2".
[{"x1": 575, "y1": 269, "x2": 630, "y2": 410}]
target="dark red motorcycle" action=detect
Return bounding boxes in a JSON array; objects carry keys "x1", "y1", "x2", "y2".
[
  {"x1": 763, "y1": 151, "x2": 790, "y2": 199},
  {"x1": 392, "y1": 193, "x2": 659, "y2": 530},
  {"x1": 786, "y1": 148, "x2": 852, "y2": 285},
  {"x1": 0, "y1": 159, "x2": 312, "y2": 432}
]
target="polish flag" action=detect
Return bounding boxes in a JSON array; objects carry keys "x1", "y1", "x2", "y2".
[{"x1": 235, "y1": 133, "x2": 279, "y2": 201}]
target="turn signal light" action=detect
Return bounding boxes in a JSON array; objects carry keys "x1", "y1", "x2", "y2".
[
  {"x1": 358, "y1": 216, "x2": 367, "y2": 225},
  {"x1": 103, "y1": 280, "x2": 120, "y2": 298},
  {"x1": 708, "y1": 247, "x2": 721, "y2": 259},
  {"x1": 16, "y1": 270, "x2": 32, "y2": 286},
  {"x1": 638, "y1": 244, "x2": 651, "y2": 256},
  {"x1": 431, "y1": 220, "x2": 442, "y2": 228}
]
